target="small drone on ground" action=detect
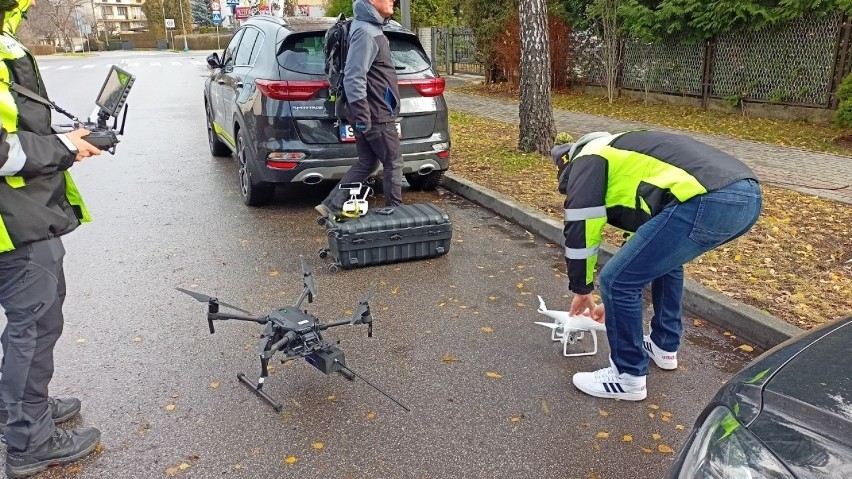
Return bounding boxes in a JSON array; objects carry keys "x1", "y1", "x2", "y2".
[
  {"x1": 177, "y1": 256, "x2": 408, "y2": 412},
  {"x1": 535, "y1": 295, "x2": 607, "y2": 357}
]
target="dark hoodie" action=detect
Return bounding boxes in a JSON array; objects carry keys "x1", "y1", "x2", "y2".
[{"x1": 344, "y1": 0, "x2": 400, "y2": 131}]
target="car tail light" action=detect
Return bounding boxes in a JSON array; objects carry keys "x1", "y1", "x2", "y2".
[
  {"x1": 266, "y1": 152, "x2": 304, "y2": 169},
  {"x1": 398, "y1": 78, "x2": 445, "y2": 97},
  {"x1": 437, "y1": 150, "x2": 449, "y2": 159},
  {"x1": 255, "y1": 80, "x2": 329, "y2": 101}
]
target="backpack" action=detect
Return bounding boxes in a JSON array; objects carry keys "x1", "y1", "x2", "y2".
[{"x1": 323, "y1": 14, "x2": 351, "y2": 120}]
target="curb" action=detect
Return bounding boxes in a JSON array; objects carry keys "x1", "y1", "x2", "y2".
[{"x1": 441, "y1": 172, "x2": 803, "y2": 350}]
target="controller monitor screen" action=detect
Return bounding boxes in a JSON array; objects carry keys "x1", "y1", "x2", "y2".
[{"x1": 95, "y1": 65, "x2": 135, "y2": 118}]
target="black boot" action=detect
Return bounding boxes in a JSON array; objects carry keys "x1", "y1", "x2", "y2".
[
  {"x1": 5, "y1": 427, "x2": 101, "y2": 478},
  {"x1": 0, "y1": 397, "x2": 81, "y2": 432}
]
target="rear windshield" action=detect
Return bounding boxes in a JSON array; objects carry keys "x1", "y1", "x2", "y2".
[{"x1": 279, "y1": 32, "x2": 431, "y2": 75}]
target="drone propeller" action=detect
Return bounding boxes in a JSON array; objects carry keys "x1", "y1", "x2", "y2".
[
  {"x1": 300, "y1": 256, "x2": 317, "y2": 303},
  {"x1": 176, "y1": 287, "x2": 253, "y2": 315},
  {"x1": 534, "y1": 321, "x2": 563, "y2": 331},
  {"x1": 349, "y1": 285, "x2": 375, "y2": 337}
]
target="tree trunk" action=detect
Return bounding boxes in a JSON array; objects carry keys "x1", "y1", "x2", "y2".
[{"x1": 518, "y1": 0, "x2": 555, "y2": 155}]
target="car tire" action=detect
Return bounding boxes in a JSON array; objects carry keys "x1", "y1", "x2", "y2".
[
  {"x1": 206, "y1": 104, "x2": 231, "y2": 157},
  {"x1": 405, "y1": 170, "x2": 445, "y2": 191},
  {"x1": 236, "y1": 130, "x2": 274, "y2": 206}
]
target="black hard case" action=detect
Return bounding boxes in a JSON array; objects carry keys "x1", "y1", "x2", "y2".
[{"x1": 324, "y1": 203, "x2": 452, "y2": 269}]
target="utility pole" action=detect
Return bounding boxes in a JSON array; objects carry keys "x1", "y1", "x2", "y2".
[
  {"x1": 89, "y1": 0, "x2": 99, "y2": 49},
  {"x1": 400, "y1": 0, "x2": 410, "y2": 29},
  {"x1": 178, "y1": 0, "x2": 189, "y2": 52},
  {"x1": 161, "y1": 0, "x2": 167, "y2": 43}
]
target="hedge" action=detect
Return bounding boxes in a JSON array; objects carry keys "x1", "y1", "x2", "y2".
[{"x1": 174, "y1": 33, "x2": 233, "y2": 50}]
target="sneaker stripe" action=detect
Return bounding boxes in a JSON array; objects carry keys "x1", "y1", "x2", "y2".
[
  {"x1": 603, "y1": 383, "x2": 611, "y2": 393},
  {"x1": 614, "y1": 383, "x2": 626, "y2": 393}
]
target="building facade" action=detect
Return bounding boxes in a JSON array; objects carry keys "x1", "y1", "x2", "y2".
[{"x1": 91, "y1": 0, "x2": 148, "y2": 34}]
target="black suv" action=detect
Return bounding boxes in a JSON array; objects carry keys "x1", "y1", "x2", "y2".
[{"x1": 204, "y1": 16, "x2": 450, "y2": 206}]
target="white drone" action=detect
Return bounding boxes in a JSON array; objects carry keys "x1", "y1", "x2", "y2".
[
  {"x1": 339, "y1": 182, "x2": 372, "y2": 218},
  {"x1": 535, "y1": 295, "x2": 606, "y2": 357}
]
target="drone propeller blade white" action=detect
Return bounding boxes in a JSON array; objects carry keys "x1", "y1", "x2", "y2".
[{"x1": 537, "y1": 295, "x2": 548, "y2": 313}]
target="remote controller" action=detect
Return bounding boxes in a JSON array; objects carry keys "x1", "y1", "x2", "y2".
[{"x1": 53, "y1": 123, "x2": 120, "y2": 153}]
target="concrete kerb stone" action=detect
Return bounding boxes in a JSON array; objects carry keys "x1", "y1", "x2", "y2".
[{"x1": 441, "y1": 172, "x2": 803, "y2": 350}]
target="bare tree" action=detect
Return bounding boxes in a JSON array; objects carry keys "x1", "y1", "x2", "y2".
[
  {"x1": 518, "y1": 0, "x2": 555, "y2": 155},
  {"x1": 25, "y1": 0, "x2": 90, "y2": 51},
  {"x1": 589, "y1": 0, "x2": 621, "y2": 103}
]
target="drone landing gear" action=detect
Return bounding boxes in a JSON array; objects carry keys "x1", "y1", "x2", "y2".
[
  {"x1": 552, "y1": 327, "x2": 598, "y2": 357},
  {"x1": 237, "y1": 372, "x2": 284, "y2": 412}
]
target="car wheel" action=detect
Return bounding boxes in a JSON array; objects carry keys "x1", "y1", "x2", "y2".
[
  {"x1": 206, "y1": 104, "x2": 231, "y2": 157},
  {"x1": 405, "y1": 170, "x2": 445, "y2": 191},
  {"x1": 236, "y1": 130, "x2": 274, "y2": 206}
]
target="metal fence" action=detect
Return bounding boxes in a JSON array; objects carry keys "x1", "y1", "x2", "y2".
[{"x1": 429, "y1": 12, "x2": 852, "y2": 109}]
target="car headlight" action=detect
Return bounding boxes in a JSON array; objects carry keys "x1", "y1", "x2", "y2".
[{"x1": 678, "y1": 406, "x2": 794, "y2": 479}]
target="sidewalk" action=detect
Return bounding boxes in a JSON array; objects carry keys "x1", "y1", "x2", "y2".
[{"x1": 443, "y1": 86, "x2": 852, "y2": 205}]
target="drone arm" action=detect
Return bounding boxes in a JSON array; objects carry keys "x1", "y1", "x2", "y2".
[
  {"x1": 268, "y1": 331, "x2": 297, "y2": 352},
  {"x1": 318, "y1": 318, "x2": 353, "y2": 330},
  {"x1": 207, "y1": 312, "x2": 268, "y2": 324}
]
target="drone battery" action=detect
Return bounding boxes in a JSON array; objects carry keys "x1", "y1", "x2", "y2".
[
  {"x1": 305, "y1": 347, "x2": 346, "y2": 375},
  {"x1": 323, "y1": 203, "x2": 452, "y2": 270}
]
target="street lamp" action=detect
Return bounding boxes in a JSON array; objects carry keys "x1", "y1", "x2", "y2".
[{"x1": 177, "y1": 0, "x2": 189, "y2": 52}]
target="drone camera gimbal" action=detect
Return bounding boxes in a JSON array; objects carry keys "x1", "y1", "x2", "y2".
[{"x1": 177, "y1": 256, "x2": 407, "y2": 413}]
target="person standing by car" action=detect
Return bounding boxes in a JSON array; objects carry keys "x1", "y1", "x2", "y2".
[
  {"x1": 553, "y1": 130, "x2": 762, "y2": 401},
  {"x1": 0, "y1": 0, "x2": 103, "y2": 476},
  {"x1": 316, "y1": 0, "x2": 402, "y2": 217}
]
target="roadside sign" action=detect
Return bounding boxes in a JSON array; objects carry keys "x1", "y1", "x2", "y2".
[
  {"x1": 210, "y1": 1, "x2": 220, "y2": 12},
  {"x1": 165, "y1": 18, "x2": 176, "y2": 29},
  {"x1": 212, "y1": 12, "x2": 222, "y2": 25}
]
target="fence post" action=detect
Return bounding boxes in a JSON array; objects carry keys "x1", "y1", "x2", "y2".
[
  {"x1": 701, "y1": 40, "x2": 716, "y2": 110},
  {"x1": 446, "y1": 28, "x2": 452, "y2": 76},
  {"x1": 829, "y1": 14, "x2": 851, "y2": 109}
]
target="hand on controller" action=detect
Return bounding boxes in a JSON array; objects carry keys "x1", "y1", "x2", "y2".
[{"x1": 65, "y1": 128, "x2": 102, "y2": 161}]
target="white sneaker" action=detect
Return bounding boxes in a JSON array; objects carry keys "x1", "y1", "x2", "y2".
[
  {"x1": 643, "y1": 335, "x2": 678, "y2": 370},
  {"x1": 572, "y1": 359, "x2": 647, "y2": 401}
]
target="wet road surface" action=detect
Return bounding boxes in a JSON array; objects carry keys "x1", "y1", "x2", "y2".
[{"x1": 0, "y1": 51, "x2": 759, "y2": 478}]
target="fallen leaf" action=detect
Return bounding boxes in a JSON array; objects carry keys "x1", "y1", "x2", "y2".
[
  {"x1": 327, "y1": 395, "x2": 336, "y2": 401},
  {"x1": 366, "y1": 412, "x2": 377, "y2": 420},
  {"x1": 311, "y1": 442, "x2": 324, "y2": 450},
  {"x1": 622, "y1": 435, "x2": 633, "y2": 442},
  {"x1": 68, "y1": 465, "x2": 82, "y2": 474},
  {"x1": 178, "y1": 463, "x2": 190, "y2": 471},
  {"x1": 132, "y1": 336, "x2": 142, "y2": 343},
  {"x1": 76, "y1": 338, "x2": 86, "y2": 344},
  {"x1": 485, "y1": 371, "x2": 503, "y2": 379},
  {"x1": 480, "y1": 326, "x2": 494, "y2": 333},
  {"x1": 652, "y1": 433, "x2": 662, "y2": 441},
  {"x1": 541, "y1": 400, "x2": 550, "y2": 415},
  {"x1": 209, "y1": 381, "x2": 220, "y2": 389},
  {"x1": 284, "y1": 456, "x2": 297, "y2": 465},
  {"x1": 648, "y1": 413, "x2": 655, "y2": 419},
  {"x1": 641, "y1": 447, "x2": 653, "y2": 454},
  {"x1": 658, "y1": 444, "x2": 674, "y2": 454},
  {"x1": 661, "y1": 416, "x2": 671, "y2": 423},
  {"x1": 595, "y1": 431, "x2": 610, "y2": 439},
  {"x1": 738, "y1": 344, "x2": 755, "y2": 352},
  {"x1": 165, "y1": 467, "x2": 179, "y2": 476},
  {"x1": 516, "y1": 283, "x2": 524, "y2": 289},
  {"x1": 165, "y1": 404, "x2": 176, "y2": 412},
  {"x1": 488, "y1": 296, "x2": 497, "y2": 301},
  {"x1": 510, "y1": 416, "x2": 523, "y2": 423},
  {"x1": 438, "y1": 303, "x2": 446, "y2": 308},
  {"x1": 723, "y1": 331, "x2": 732, "y2": 336},
  {"x1": 692, "y1": 319, "x2": 705, "y2": 327},
  {"x1": 676, "y1": 424, "x2": 685, "y2": 430},
  {"x1": 233, "y1": 464, "x2": 243, "y2": 470},
  {"x1": 269, "y1": 271, "x2": 279, "y2": 277},
  {"x1": 441, "y1": 353, "x2": 459, "y2": 362},
  {"x1": 598, "y1": 409, "x2": 609, "y2": 417},
  {"x1": 391, "y1": 287, "x2": 399, "y2": 295},
  {"x1": 516, "y1": 302, "x2": 525, "y2": 308},
  {"x1": 648, "y1": 404, "x2": 660, "y2": 410}
]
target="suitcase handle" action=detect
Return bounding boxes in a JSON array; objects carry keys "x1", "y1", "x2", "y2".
[{"x1": 376, "y1": 207, "x2": 395, "y2": 215}]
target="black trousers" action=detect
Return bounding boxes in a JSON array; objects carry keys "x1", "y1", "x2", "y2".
[
  {"x1": 323, "y1": 122, "x2": 404, "y2": 210},
  {"x1": 0, "y1": 238, "x2": 65, "y2": 452}
]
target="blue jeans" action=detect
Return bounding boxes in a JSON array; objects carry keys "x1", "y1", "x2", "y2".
[{"x1": 599, "y1": 179, "x2": 762, "y2": 376}]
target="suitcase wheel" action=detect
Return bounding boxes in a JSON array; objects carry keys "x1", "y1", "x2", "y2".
[{"x1": 328, "y1": 263, "x2": 340, "y2": 273}]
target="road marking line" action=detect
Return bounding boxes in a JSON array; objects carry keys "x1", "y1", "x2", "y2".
[
  {"x1": 82, "y1": 65, "x2": 95, "y2": 69},
  {"x1": 128, "y1": 62, "x2": 139, "y2": 67},
  {"x1": 40, "y1": 65, "x2": 53, "y2": 70},
  {"x1": 57, "y1": 66, "x2": 72, "y2": 70},
  {"x1": 190, "y1": 60, "x2": 204, "y2": 65},
  {"x1": 150, "y1": 62, "x2": 161, "y2": 66},
  {"x1": 170, "y1": 61, "x2": 182, "y2": 65}
]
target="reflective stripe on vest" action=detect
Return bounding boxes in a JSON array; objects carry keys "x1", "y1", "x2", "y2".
[{"x1": 64, "y1": 171, "x2": 90, "y2": 222}]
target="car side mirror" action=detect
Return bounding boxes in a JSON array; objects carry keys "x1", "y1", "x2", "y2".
[{"x1": 206, "y1": 52, "x2": 222, "y2": 69}]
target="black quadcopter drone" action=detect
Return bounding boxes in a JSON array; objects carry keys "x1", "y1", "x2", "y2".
[{"x1": 177, "y1": 256, "x2": 408, "y2": 412}]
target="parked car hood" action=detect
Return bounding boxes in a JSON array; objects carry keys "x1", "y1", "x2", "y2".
[{"x1": 718, "y1": 317, "x2": 852, "y2": 478}]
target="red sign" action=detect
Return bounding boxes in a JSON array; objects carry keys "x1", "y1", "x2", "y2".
[
  {"x1": 210, "y1": 1, "x2": 220, "y2": 12},
  {"x1": 234, "y1": 5, "x2": 270, "y2": 19}
]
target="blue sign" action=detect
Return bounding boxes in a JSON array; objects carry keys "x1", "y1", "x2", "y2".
[
  {"x1": 212, "y1": 11, "x2": 222, "y2": 25},
  {"x1": 226, "y1": 0, "x2": 238, "y2": 5}
]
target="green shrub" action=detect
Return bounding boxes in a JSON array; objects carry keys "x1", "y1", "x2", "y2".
[
  {"x1": 554, "y1": 132, "x2": 574, "y2": 145},
  {"x1": 835, "y1": 73, "x2": 852, "y2": 128}
]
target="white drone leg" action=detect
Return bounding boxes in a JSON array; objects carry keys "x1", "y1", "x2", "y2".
[{"x1": 563, "y1": 330, "x2": 598, "y2": 357}]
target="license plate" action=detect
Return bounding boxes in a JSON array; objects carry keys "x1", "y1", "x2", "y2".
[{"x1": 339, "y1": 123, "x2": 402, "y2": 142}]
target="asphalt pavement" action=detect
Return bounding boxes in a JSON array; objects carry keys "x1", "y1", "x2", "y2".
[{"x1": 0, "y1": 51, "x2": 757, "y2": 478}]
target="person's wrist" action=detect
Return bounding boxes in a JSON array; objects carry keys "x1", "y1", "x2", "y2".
[{"x1": 56, "y1": 134, "x2": 79, "y2": 154}]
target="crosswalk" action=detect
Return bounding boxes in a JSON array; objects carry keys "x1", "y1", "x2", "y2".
[{"x1": 40, "y1": 60, "x2": 208, "y2": 70}]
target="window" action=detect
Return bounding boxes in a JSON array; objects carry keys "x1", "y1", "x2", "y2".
[
  {"x1": 222, "y1": 29, "x2": 244, "y2": 66},
  {"x1": 116, "y1": 6, "x2": 127, "y2": 15},
  {"x1": 279, "y1": 34, "x2": 325, "y2": 75},
  {"x1": 101, "y1": 5, "x2": 113, "y2": 15},
  {"x1": 279, "y1": 33, "x2": 432, "y2": 75},
  {"x1": 234, "y1": 28, "x2": 259, "y2": 66}
]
